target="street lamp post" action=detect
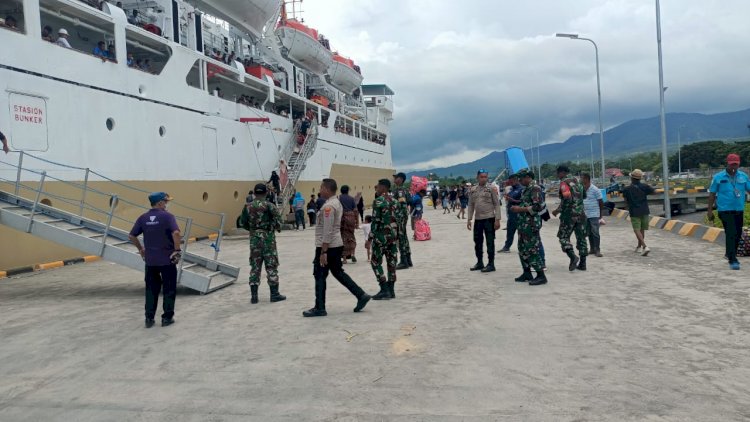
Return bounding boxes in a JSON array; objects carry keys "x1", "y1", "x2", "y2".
[
  {"x1": 556, "y1": 33, "x2": 606, "y2": 186},
  {"x1": 655, "y1": 0, "x2": 671, "y2": 219},
  {"x1": 677, "y1": 124, "x2": 686, "y2": 175},
  {"x1": 520, "y1": 124, "x2": 542, "y2": 177}
]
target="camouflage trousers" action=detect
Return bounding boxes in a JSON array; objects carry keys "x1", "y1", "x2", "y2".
[
  {"x1": 371, "y1": 238, "x2": 398, "y2": 283},
  {"x1": 396, "y1": 216, "x2": 411, "y2": 257},
  {"x1": 248, "y1": 236, "x2": 279, "y2": 287},
  {"x1": 557, "y1": 216, "x2": 588, "y2": 257},
  {"x1": 518, "y1": 228, "x2": 545, "y2": 272}
]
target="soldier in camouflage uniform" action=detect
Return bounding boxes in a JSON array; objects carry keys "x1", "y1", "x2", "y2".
[
  {"x1": 392, "y1": 172, "x2": 413, "y2": 270},
  {"x1": 240, "y1": 183, "x2": 286, "y2": 304},
  {"x1": 370, "y1": 178, "x2": 399, "y2": 300},
  {"x1": 510, "y1": 169, "x2": 548, "y2": 285},
  {"x1": 551, "y1": 165, "x2": 589, "y2": 271}
]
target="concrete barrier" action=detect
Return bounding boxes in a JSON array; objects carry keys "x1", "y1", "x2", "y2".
[{"x1": 607, "y1": 207, "x2": 725, "y2": 245}]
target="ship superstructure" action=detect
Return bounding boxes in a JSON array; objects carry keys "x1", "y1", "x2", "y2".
[{"x1": 0, "y1": 0, "x2": 396, "y2": 269}]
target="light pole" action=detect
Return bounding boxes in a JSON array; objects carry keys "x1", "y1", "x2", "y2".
[
  {"x1": 556, "y1": 32, "x2": 606, "y2": 186},
  {"x1": 520, "y1": 123, "x2": 542, "y2": 177},
  {"x1": 655, "y1": 0, "x2": 671, "y2": 219},
  {"x1": 677, "y1": 124, "x2": 686, "y2": 175}
]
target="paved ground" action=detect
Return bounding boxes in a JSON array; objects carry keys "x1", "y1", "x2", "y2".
[{"x1": 1, "y1": 204, "x2": 749, "y2": 421}]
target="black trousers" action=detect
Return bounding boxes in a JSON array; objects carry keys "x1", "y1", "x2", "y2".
[
  {"x1": 503, "y1": 212, "x2": 518, "y2": 250},
  {"x1": 313, "y1": 246, "x2": 365, "y2": 310},
  {"x1": 145, "y1": 264, "x2": 176, "y2": 320},
  {"x1": 719, "y1": 211, "x2": 744, "y2": 264},
  {"x1": 473, "y1": 218, "x2": 496, "y2": 264},
  {"x1": 308, "y1": 211, "x2": 316, "y2": 226}
]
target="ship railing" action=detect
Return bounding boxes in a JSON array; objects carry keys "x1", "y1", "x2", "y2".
[{"x1": 0, "y1": 151, "x2": 227, "y2": 262}]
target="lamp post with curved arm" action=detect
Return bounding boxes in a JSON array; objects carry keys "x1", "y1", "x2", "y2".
[{"x1": 556, "y1": 33, "x2": 606, "y2": 186}]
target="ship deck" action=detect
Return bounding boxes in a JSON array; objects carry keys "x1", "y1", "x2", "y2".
[{"x1": 1, "y1": 206, "x2": 749, "y2": 420}]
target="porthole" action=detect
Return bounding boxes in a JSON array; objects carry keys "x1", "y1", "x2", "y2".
[
  {"x1": 159, "y1": 126, "x2": 166, "y2": 137},
  {"x1": 233, "y1": 190, "x2": 239, "y2": 200},
  {"x1": 202, "y1": 192, "x2": 209, "y2": 202},
  {"x1": 40, "y1": 198, "x2": 52, "y2": 207},
  {"x1": 106, "y1": 118, "x2": 115, "y2": 131},
  {"x1": 138, "y1": 85, "x2": 146, "y2": 95},
  {"x1": 256, "y1": 141, "x2": 261, "y2": 149},
  {"x1": 231, "y1": 137, "x2": 236, "y2": 145}
]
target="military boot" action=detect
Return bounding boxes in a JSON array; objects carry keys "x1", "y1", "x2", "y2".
[
  {"x1": 270, "y1": 284, "x2": 286, "y2": 302},
  {"x1": 372, "y1": 282, "x2": 391, "y2": 300},
  {"x1": 396, "y1": 254, "x2": 409, "y2": 270},
  {"x1": 481, "y1": 262, "x2": 496, "y2": 273},
  {"x1": 515, "y1": 268, "x2": 533, "y2": 282},
  {"x1": 406, "y1": 254, "x2": 413, "y2": 267},
  {"x1": 566, "y1": 250, "x2": 579, "y2": 272},
  {"x1": 529, "y1": 271, "x2": 548, "y2": 286},
  {"x1": 576, "y1": 255, "x2": 587, "y2": 271},
  {"x1": 250, "y1": 285, "x2": 259, "y2": 304},
  {"x1": 387, "y1": 281, "x2": 396, "y2": 299}
]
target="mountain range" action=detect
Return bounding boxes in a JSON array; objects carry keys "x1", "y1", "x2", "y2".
[{"x1": 406, "y1": 108, "x2": 750, "y2": 178}]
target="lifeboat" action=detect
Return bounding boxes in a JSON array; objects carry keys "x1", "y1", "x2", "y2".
[
  {"x1": 190, "y1": 0, "x2": 280, "y2": 38},
  {"x1": 275, "y1": 19, "x2": 333, "y2": 74},
  {"x1": 328, "y1": 53, "x2": 364, "y2": 94}
]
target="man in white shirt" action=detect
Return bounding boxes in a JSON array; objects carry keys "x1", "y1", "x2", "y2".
[
  {"x1": 56, "y1": 28, "x2": 72, "y2": 49},
  {"x1": 582, "y1": 173, "x2": 605, "y2": 257},
  {"x1": 303, "y1": 178, "x2": 371, "y2": 317}
]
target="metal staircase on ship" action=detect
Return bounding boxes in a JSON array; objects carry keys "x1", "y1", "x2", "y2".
[
  {"x1": 277, "y1": 119, "x2": 319, "y2": 211},
  {"x1": 0, "y1": 152, "x2": 239, "y2": 294}
]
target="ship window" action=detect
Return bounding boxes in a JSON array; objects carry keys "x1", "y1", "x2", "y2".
[
  {"x1": 231, "y1": 137, "x2": 236, "y2": 145},
  {"x1": 233, "y1": 191, "x2": 239, "y2": 200},
  {"x1": 126, "y1": 28, "x2": 171, "y2": 75},
  {"x1": 1, "y1": 0, "x2": 25, "y2": 34},
  {"x1": 39, "y1": 0, "x2": 117, "y2": 62},
  {"x1": 159, "y1": 126, "x2": 166, "y2": 137},
  {"x1": 106, "y1": 118, "x2": 115, "y2": 131},
  {"x1": 202, "y1": 192, "x2": 208, "y2": 202},
  {"x1": 186, "y1": 60, "x2": 203, "y2": 90}
]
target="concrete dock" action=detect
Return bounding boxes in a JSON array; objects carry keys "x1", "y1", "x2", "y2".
[{"x1": 1, "y1": 206, "x2": 749, "y2": 421}]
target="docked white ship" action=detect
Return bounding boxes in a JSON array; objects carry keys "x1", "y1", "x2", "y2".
[{"x1": 0, "y1": 0, "x2": 395, "y2": 269}]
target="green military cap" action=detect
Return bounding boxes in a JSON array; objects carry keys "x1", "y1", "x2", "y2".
[{"x1": 516, "y1": 168, "x2": 535, "y2": 179}]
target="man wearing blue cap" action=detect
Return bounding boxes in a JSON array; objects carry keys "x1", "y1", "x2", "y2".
[
  {"x1": 129, "y1": 192, "x2": 181, "y2": 328},
  {"x1": 467, "y1": 169, "x2": 502, "y2": 272}
]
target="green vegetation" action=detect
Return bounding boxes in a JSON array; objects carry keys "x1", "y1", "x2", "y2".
[{"x1": 540, "y1": 139, "x2": 750, "y2": 181}]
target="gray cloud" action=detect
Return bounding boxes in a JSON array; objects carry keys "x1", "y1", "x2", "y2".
[{"x1": 303, "y1": 0, "x2": 750, "y2": 170}]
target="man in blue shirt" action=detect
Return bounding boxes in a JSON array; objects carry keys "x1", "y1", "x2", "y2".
[
  {"x1": 708, "y1": 153, "x2": 750, "y2": 270},
  {"x1": 129, "y1": 192, "x2": 181, "y2": 327},
  {"x1": 93, "y1": 41, "x2": 108, "y2": 59}
]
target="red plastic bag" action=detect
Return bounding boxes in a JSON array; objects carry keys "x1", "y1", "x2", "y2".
[
  {"x1": 414, "y1": 219, "x2": 431, "y2": 241},
  {"x1": 410, "y1": 176, "x2": 428, "y2": 195}
]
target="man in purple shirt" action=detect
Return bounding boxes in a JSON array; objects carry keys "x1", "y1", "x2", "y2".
[{"x1": 129, "y1": 192, "x2": 181, "y2": 328}]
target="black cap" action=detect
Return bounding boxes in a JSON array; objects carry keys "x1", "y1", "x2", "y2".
[
  {"x1": 253, "y1": 183, "x2": 268, "y2": 194},
  {"x1": 393, "y1": 172, "x2": 406, "y2": 181},
  {"x1": 556, "y1": 165, "x2": 570, "y2": 173},
  {"x1": 377, "y1": 178, "x2": 391, "y2": 189}
]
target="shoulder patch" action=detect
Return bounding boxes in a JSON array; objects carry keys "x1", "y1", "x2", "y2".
[{"x1": 324, "y1": 207, "x2": 332, "y2": 217}]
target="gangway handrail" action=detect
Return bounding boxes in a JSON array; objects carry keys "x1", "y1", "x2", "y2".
[
  {"x1": 2, "y1": 151, "x2": 225, "y2": 217},
  {"x1": 1, "y1": 152, "x2": 226, "y2": 261}
]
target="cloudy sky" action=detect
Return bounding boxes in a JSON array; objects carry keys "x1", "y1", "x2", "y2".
[{"x1": 302, "y1": 0, "x2": 750, "y2": 171}]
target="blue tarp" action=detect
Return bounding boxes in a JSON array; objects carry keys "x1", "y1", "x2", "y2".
[{"x1": 504, "y1": 147, "x2": 529, "y2": 174}]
